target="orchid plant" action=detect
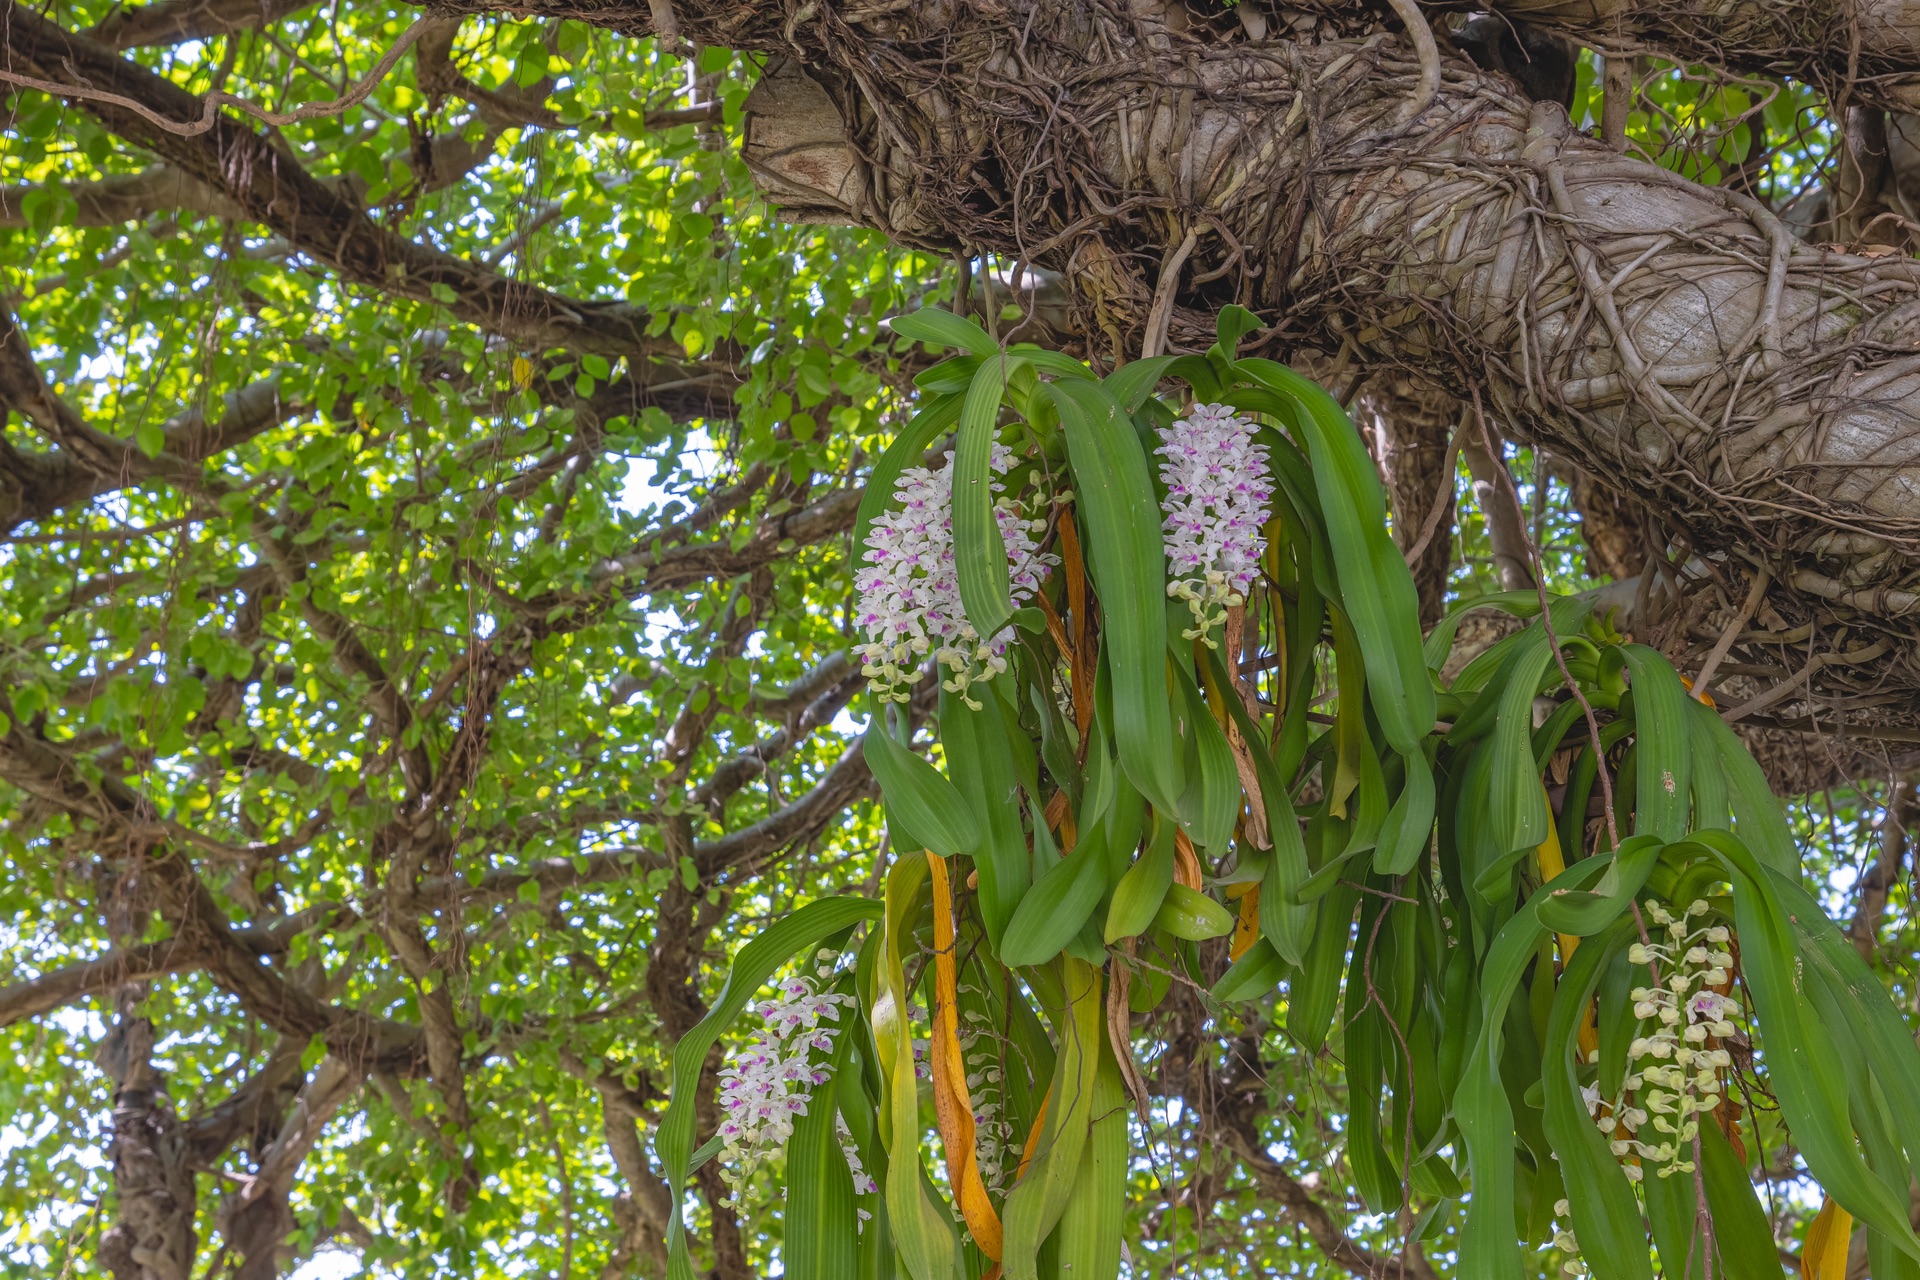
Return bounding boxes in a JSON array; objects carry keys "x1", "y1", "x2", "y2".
[{"x1": 655, "y1": 309, "x2": 1920, "y2": 1280}]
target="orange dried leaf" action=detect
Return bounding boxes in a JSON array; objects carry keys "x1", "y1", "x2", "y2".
[
  {"x1": 926, "y1": 853, "x2": 1004, "y2": 1260},
  {"x1": 1174, "y1": 829, "x2": 1203, "y2": 891},
  {"x1": 1043, "y1": 788, "x2": 1077, "y2": 853},
  {"x1": 1016, "y1": 1084, "x2": 1052, "y2": 1181},
  {"x1": 1057, "y1": 512, "x2": 1095, "y2": 748}
]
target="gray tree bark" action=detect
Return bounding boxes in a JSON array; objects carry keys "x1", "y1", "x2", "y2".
[
  {"x1": 1849, "y1": 776, "x2": 1919, "y2": 959},
  {"x1": 97, "y1": 1003, "x2": 198, "y2": 1280},
  {"x1": 1349, "y1": 371, "x2": 1459, "y2": 624},
  {"x1": 1460, "y1": 429, "x2": 1539, "y2": 596},
  {"x1": 684, "y1": 0, "x2": 1920, "y2": 726}
]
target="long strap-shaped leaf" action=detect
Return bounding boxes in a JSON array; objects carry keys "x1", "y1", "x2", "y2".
[
  {"x1": 1103, "y1": 355, "x2": 1177, "y2": 413},
  {"x1": 874, "y1": 856, "x2": 963, "y2": 1280},
  {"x1": 1618, "y1": 644, "x2": 1694, "y2": 842},
  {"x1": 1374, "y1": 750, "x2": 1435, "y2": 877},
  {"x1": 1485, "y1": 624, "x2": 1559, "y2": 857},
  {"x1": 1782, "y1": 871, "x2": 1920, "y2": 1214},
  {"x1": 1001, "y1": 957, "x2": 1102, "y2": 1280},
  {"x1": 786, "y1": 999, "x2": 861, "y2": 1280},
  {"x1": 1455, "y1": 854, "x2": 1613, "y2": 1280},
  {"x1": 1686, "y1": 698, "x2": 1733, "y2": 832},
  {"x1": 1700, "y1": 1117, "x2": 1789, "y2": 1280},
  {"x1": 1046, "y1": 379, "x2": 1181, "y2": 814},
  {"x1": 1687, "y1": 696, "x2": 1797, "y2": 875},
  {"x1": 1288, "y1": 877, "x2": 1360, "y2": 1054},
  {"x1": 952, "y1": 355, "x2": 1028, "y2": 646},
  {"x1": 1200, "y1": 644, "x2": 1312, "y2": 966},
  {"x1": 1536, "y1": 833, "x2": 1665, "y2": 937},
  {"x1": 889, "y1": 307, "x2": 998, "y2": 355},
  {"x1": 1106, "y1": 807, "x2": 1177, "y2": 944},
  {"x1": 658, "y1": 896, "x2": 885, "y2": 1280},
  {"x1": 865, "y1": 720, "x2": 980, "y2": 856},
  {"x1": 1540, "y1": 924, "x2": 1655, "y2": 1280},
  {"x1": 835, "y1": 947, "x2": 898, "y2": 1280},
  {"x1": 1170, "y1": 647, "x2": 1239, "y2": 854},
  {"x1": 1235, "y1": 358, "x2": 1433, "y2": 757},
  {"x1": 939, "y1": 690, "x2": 1030, "y2": 949},
  {"x1": 1420, "y1": 589, "x2": 1548, "y2": 672},
  {"x1": 1002, "y1": 816, "x2": 1108, "y2": 968},
  {"x1": 1051, "y1": 1035, "x2": 1127, "y2": 1280}
]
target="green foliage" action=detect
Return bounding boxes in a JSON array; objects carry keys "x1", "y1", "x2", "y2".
[
  {"x1": 0, "y1": 4, "x2": 935, "y2": 1274},
  {"x1": 668, "y1": 318, "x2": 1920, "y2": 1280},
  {"x1": 0, "y1": 9, "x2": 1908, "y2": 1280}
]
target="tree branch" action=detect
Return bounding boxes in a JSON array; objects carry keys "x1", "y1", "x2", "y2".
[
  {"x1": 0, "y1": 904, "x2": 341, "y2": 1033},
  {"x1": 692, "y1": 735, "x2": 875, "y2": 876},
  {"x1": 423, "y1": 727, "x2": 875, "y2": 909},
  {"x1": 0, "y1": 305, "x2": 307, "y2": 532},
  {"x1": 696, "y1": 659, "x2": 862, "y2": 817},
  {"x1": 0, "y1": 166, "x2": 239, "y2": 226},
  {"x1": 1218, "y1": 1116, "x2": 1440, "y2": 1280},
  {"x1": 0, "y1": 304, "x2": 195, "y2": 488},
  {"x1": 1459, "y1": 427, "x2": 1536, "y2": 595},
  {"x1": 0, "y1": 937, "x2": 195, "y2": 1028},
  {"x1": 657, "y1": 569, "x2": 775, "y2": 787},
  {"x1": 1, "y1": 3, "x2": 703, "y2": 366},
  {"x1": 593, "y1": 484, "x2": 860, "y2": 599},
  {"x1": 0, "y1": 721, "x2": 422, "y2": 1068},
  {"x1": 250, "y1": 516, "x2": 434, "y2": 790},
  {"x1": 1466, "y1": 1, "x2": 1920, "y2": 109},
  {"x1": 1849, "y1": 776, "x2": 1918, "y2": 960},
  {"x1": 560, "y1": 1051, "x2": 674, "y2": 1275},
  {"x1": 86, "y1": 0, "x2": 309, "y2": 49}
]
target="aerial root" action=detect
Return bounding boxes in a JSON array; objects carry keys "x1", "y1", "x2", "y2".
[{"x1": 1384, "y1": 0, "x2": 1441, "y2": 124}]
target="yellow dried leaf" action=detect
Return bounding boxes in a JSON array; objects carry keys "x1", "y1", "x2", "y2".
[
  {"x1": 1802, "y1": 1198, "x2": 1853, "y2": 1280},
  {"x1": 1230, "y1": 882, "x2": 1261, "y2": 961},
  {"x1": 1535, "y1": 783, "x2": 1600, "y2": 1059}
]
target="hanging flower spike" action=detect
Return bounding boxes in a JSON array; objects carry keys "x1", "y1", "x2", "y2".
[
  {"x1": 713, "y1": 957, "x2": 867, "y2": 1205},
  {"x1": 854, "y1": 444, "x2": 1053, "y2": 707},
  {"x1": 1550, "y1": 1198, "x2": 1588, "y2": 1277},
  {"x1": 1156, "y1": 403, "x2": 1272, "y2": 645},
  {"x1": 1593, "y1": 899, "x2": 1744, "y2": 1181},
  {"x1": 959, "y1": 997, "x2": 1016, "y2": 1194}
]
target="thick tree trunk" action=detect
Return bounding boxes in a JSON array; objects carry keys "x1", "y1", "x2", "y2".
[
  {"x1": 1570, "y1": 467, "x2": 1652, "y2": 582},
  {"x1": 97, "y1": 1004, "x2": 198, "y2": 1280},
  {"x1": 642, "y1": 0, "x2": 1920, "y2": 725},
  {"x1": 1850, "y1": 776, "x2": 1918, "y2": 958},
  {"x1": 1459, "y1": 1, "x2": 1920, "y2": 106},
  {"x1": 1349, "y1": 371, "x2": 1457, "y2": 625}
]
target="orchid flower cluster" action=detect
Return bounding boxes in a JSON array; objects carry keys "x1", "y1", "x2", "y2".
[
  {"x1": 855, "y1": 404, "x2": 1276, "y2": 703},
  {"x1": 1156, "y1": 403, "x2": 1272, "y2": 642},
  {"x1": 714, "y1": 953, "x2": 875, "y2": 1205},
  {"x1": 854, "y1": 445, "x2": 1051, "y2": 708},
  {"x1": 1583, "y1": 899, "x2": 1741, "y2": 1182}
]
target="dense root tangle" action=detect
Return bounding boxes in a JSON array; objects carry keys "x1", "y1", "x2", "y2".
[{"x1": 497, "y1": 0, "x2": 1920, "y2": 730}]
